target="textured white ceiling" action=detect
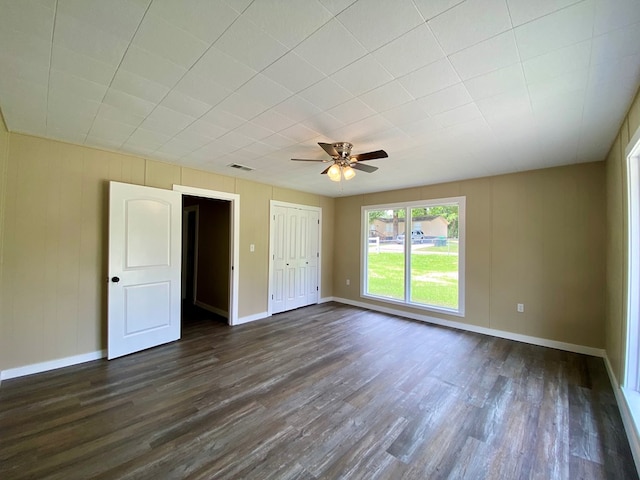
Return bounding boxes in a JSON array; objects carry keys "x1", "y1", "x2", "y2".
[{"x1": 0, "y1": 0, "x2": 639, "y2": 197}]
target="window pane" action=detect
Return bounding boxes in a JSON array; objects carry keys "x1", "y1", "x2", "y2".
[
  {"x1": 366, "y1": 208, "x2": 404, "y2": 300},
  {"x1": 409, "y1": 205, "x2": 459, "y2": 309}
]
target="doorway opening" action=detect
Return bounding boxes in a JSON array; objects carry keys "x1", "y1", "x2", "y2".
[
  {"x1": 181, "y1": 196, "x2": 230, "y2": 326},
  {"x1": 107, "y1": 182, "x2": 240, "y2": 359},
  {"x1": 174, "y1": 185, "x2": 240, "y2": 327}
]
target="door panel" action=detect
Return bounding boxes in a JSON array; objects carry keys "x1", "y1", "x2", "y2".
[
  {"x1": 125, "y1": 199, "x2": 171, "y2": 268},
  {"x1": 108, "y1": 181, "x2": 182, "y2": 359},
  {"x1": 272, "y1": 206, "x2": 287, "y2": 313},
  {"x1": 124, "y1": 282, "x2": 171, "y2": 334}
]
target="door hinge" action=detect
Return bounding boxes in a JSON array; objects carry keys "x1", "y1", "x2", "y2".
[
  {"x1": 317, "y1": 252, "x2": 319, "y2": 258},
  {"x1": 316, "y1": 286, "x2": 318, "y2": 291},
  {"x1": 231, "y1": 266, "x2": 234, "y2": 271},
  {"x1": 317, "y1": 219, "x2": 320, "y2": 225},
  {"x1": 271, "y1": 294, "x2": 273, "y2": 300}
]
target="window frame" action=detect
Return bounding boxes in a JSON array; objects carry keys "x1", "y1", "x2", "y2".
[
  {"x1": 625, "y1": 125, "x2": 640, "y2": 425},
  {"x1": 361, "y1": 196, "x2": 466, "y2": 317}
]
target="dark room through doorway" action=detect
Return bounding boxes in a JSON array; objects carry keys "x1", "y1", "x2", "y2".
[{"x1": 181, "y1": 195, "x2": 231, "y2": 327}]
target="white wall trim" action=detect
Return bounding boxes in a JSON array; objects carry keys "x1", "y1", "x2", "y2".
[
  {"x1": 2, "y1": 299, "x2": 608, "y2": 381},
  {"x1": 236, "y1": 311, "x2": 270, "y2": 325},
  {"x1": 603, "y1": 354, "x2": 640, "y2": 475},
  {"x1": 0, "y1": 350, "x2": 106, "y2": 381},
  {"x1": 319, "y1": 296, "x2": 336, "y2": 304},
  {"x1": 333, "y1": 297, "x2": 605, "y2": 357},
  {"x1": 195, "y1": 300, "x2": 228, "y2": 319}
]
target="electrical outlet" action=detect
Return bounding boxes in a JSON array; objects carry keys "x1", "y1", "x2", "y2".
[
  {"x1": 517, "y1": 303, "x2": 524, "y2": 313},
  {"x1": 250, "y1": 244, "x2": 255, "y2": 252},
  {"x1": 346, "y1": 279, "x2": 350, "y2": 286}
]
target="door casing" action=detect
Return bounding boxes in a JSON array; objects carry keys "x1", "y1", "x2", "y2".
[{"x1": 173, "y1": 185, "x2": 240, "y2": 326}]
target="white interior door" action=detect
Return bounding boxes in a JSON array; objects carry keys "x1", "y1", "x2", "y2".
[
  {"x1": 270, "y1": 203, "x2": 320, "y2": 314},
  {"x1": 306, "y1": 209, "x2": 319, "y2": 305},
  {"x1": 272, "y1": 205, "x2": 288, "y2": 314},
  {"x1": 108, "y1": 181, "x2": 182, "y2": 359},
  {"x1": 288, "y1": 208, "x2": 307, "y2": 310}
]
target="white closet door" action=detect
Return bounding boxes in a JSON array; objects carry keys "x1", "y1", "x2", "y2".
[
  {"x1": 272, "y1": 205, "x2": 287, "y2": 314},
  {"x1": 270, "y1": 204, "x2": 320, "y2": 314}
]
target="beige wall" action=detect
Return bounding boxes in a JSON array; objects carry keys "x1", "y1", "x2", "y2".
[
  {"x1": 3, "y1": 90, "x2": 637, "y2": 374},
  {"x1": 606, "y1": 88, "x2": 640, "y2": 384},
  {"x1": 334, "y1": 162, "x2": 606, "y2": 348},
  {"x1": 0, "y1": 133, "x2": 334, "y2": 371}
]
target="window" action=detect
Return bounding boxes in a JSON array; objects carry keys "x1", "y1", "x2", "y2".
[
  {"x1": 362, "y1": 197, "x2": 465, "y2": 315},
  {"x1": 625, "y1": 126, "x2": 640, "y2": 426}
]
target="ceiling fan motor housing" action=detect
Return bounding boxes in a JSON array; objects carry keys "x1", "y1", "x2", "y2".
[
  {"x1": 333, "y1": 142, "x2": 353, "y2": 158},
  {"x1": 290, "y1": 141, "x2": 385, "y2": 174}
]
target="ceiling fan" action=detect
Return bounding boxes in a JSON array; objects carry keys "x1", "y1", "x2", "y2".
[{"x1": 292, "y1": 142, "x2": 388, "y2": 182}]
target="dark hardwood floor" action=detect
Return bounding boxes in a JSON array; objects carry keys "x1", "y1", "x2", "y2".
[{"x1": 0, "y1": 303, "x2": 637, "y2": 479}]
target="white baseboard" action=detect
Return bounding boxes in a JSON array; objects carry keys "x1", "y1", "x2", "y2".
[
  {"x1": 235, "y1": 311, "x2": 270, "y2": 325},
  {"x1": 319, "y1": 296, "x2": 336, "y2": 304},
  {"x1": 0, "y1": 299, "x2": 605, "y2": 383},
  {"x1": 332, "y1": 297, "x2": 605, "y2": 357},
  {"x1": 0, "y1": 350, "x2": 106, "y2": 381},
  {"x1": 603, "y1": 354, "x2": 640, "y2": 475},
  {"x1": 194, "y1": 300, "x2": 228, "y2": 319}
]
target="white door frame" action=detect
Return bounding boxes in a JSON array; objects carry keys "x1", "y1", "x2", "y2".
[
  {"x1": 268, "y1": 200, "x2": 322, "y2": 315},
  {"x1": 173, "y1": 185, "x2": 240, "y2": 326}
]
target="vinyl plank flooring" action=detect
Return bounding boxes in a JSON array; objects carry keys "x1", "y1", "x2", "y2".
[{"x1": 0, "y1": 303, "x2": 637, "y2": 480}]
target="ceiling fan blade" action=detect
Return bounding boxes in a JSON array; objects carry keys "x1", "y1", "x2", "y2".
[
  {"x1": 321, "y1": 165, "x2": 332, "y2": 175},
  {"x1": 318, "y1": 142, "x2": 339, "y2": 157},
  {"x1": 352, "y1": 162, "x2": 378, "y2": 173},
  {"x1": 351, "y1": 149, "x2": 388, "y2": 162},
  {"x1": 291, "y1": 158, "x2": 327, "y2": 162}
]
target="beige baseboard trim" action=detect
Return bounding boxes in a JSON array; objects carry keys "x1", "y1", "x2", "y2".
[
  {"x1": 603, "y1": 354, "x2": 640, "y2": 476},
  {"x1": 333, "y1": 297, "x2": 605, "y2": 357},
  {"x1": 0, "y1": 350, "x2": 106, "y2": 381},
  {"x1": 194, "y1": 300, "x2": 228, "y2": 319}
]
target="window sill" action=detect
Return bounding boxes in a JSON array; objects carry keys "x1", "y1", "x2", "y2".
[
  {"x1": 623, "y1": 387, "x2": 640, "y2": 433},
  {"x1": 361, "y1": 293, "x2": 464, "y2": 318}
]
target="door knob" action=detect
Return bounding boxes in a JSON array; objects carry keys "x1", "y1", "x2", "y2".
[{"x1": 111, "y1": 276, "x2": 120, "y2": 283}]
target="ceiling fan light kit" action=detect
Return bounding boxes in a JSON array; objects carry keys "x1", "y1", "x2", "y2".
[
  {"x1": 327, "y1": 163, "x2": 356, "y2": 182},
  {"x1": 292, "y1": 142, "x2": 388, "y2": 182},
  {"x1": 327, "y1": 163, "x2": 342, "y2": 181},
  {"x1": 343, "y1": 165, "x2": 356, "y2": 180}
]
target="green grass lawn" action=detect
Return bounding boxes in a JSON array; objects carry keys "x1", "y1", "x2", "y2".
[{"x1": 367, "y1": 251, "x2": 458, "y2": 308}]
